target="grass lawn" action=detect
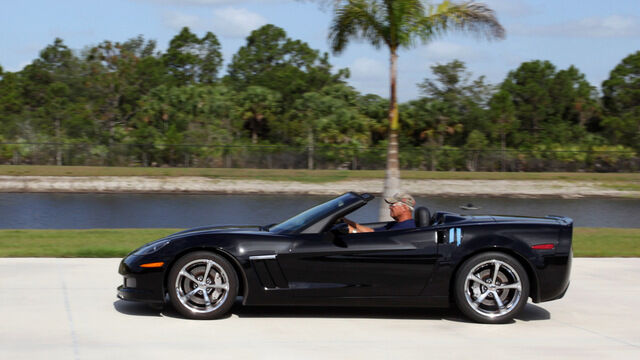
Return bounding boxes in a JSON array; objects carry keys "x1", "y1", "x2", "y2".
[
  {"x1": 0, "y1": 229, "x2": 178, "y2": 258},
  {"x1": 572, "y1": 228, "x2": 640, "y2": 257},
  {"x1": 0, "y1": 227, "x2": 637, "y2": 258},
  {"x1": 1, "y1": 165, "x2": 639, "y2": 185}
]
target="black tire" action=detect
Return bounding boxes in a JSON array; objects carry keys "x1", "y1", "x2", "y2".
[
  {"x1": 168, "y1": 251, "x2": 238, "y2": 320},
  {"x1": 453, "y1": 252, "x2": 529, "y2": 324}
]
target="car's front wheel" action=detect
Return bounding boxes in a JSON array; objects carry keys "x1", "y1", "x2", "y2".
[
  {"x1": 454, "y1": 252, "x2": 529, "y2": 324},
  {"x1": 168, "y1": 251, "x2": 238, "y2": 320}
]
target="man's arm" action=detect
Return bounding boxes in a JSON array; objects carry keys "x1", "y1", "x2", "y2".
[{"x1": 342, "y1": 218, "x2": 374, "y2": 233}]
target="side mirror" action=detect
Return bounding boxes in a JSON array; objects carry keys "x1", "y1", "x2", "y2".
[
  {"x1": 261, "y1": 223, "x2": 277, "y2": 231},
  {"x1": 332, "y1": 222, "x2": 350, "y2": 235}
]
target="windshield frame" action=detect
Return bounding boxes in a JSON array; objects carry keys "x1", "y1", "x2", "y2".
[{"x1": 270, "y1": 192, "x2": 364, "y2": 234}]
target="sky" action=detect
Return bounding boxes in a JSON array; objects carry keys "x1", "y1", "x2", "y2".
[{"x1": 1, "y1": 0, "x2": 639, "y2": 101}]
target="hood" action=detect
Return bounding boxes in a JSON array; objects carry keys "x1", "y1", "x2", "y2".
[
  {"x1": 128, "y1": 224, "x2": 268, "y2": 256},
  {"x1": 166, "y1": 224, "x2": 266, "y2": 239}
]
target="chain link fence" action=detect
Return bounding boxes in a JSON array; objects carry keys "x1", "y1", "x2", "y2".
[{"x1": 1, "y1": 142, "x2": 638, "y2": 172}]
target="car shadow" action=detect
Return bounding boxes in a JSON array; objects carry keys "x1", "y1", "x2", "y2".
[
  {"x1": 516, "y1": 303, "x2": 551, "y2": 321},
  {"x1": 114, "y1": 299, "x2": 550, "y2": 323},
  {"x1": 113, "y1": 300, "x2": 165, "y2": 317},
  {"x1": 233, "y1": 304, "x2": 457, "y2": 321},
  {"x1": 233, "y1": 302, "x2": 549, "y2": 323},
  {"x1": 113, "y1": 299, "x2": 233, "y2": 320}
]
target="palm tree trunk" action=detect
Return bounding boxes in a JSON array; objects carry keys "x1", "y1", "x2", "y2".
[
  {"x1": 307, "y1": 126, "x2": 314, "y2": 170},
  {"x1": 501, "y1": 130, "x2": 506, "y2": 172},
  {"x1": 379, "y1": 48, "x2": 401, "y2": 221},
  {"x1": 55, "y1": 117, "x2": 62, "y2": 166},
  {"x1": 251, "y1": 117, "x2": 258, "y2": 144}
]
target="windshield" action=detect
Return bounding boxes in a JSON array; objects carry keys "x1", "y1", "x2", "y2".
[{"x1": 270, "y1": 193, "x2": 362, "y2": 234}]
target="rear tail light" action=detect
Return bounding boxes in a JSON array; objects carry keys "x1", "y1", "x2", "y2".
[{"x1": 532, "y1": 244, "x2": 555, "y2": 250}]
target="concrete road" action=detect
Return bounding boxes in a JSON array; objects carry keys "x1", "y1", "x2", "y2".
[{"x1": 0, "y1": 258, "x2": 638, "y2": 360}]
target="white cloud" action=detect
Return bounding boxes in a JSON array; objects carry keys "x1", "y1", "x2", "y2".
[
  {"x1": 4, "y1": 61, "x2": 31, "y2": 73},
  {"x1": 211, "y1": 7, "x2": 268, "y2": 38},
  {"x1": 483, "y1": 0, "x2": 537, "y2": 18},
  {"x1": 347, "y1": 57, "x2": 388, "y2": 96},
  {"x1": 422, "y1": 41, "x2": 484, "y2": 63},
  {"x1": 137, "y1": 0, "x2": 288, "y2": 5},
  {"x1": 163, "y1": 12, "x2": 204, "y2": 30},
  {"x1": 350, "y1": 57, "x2": 387, "y2": 80},
  {"x1": 515, "y1": 15, "x2": 640, "y2": 38},
  {"x1": 162, "y1": 7, "x2": 267, "y2": 38},
  {"x1": 47, "y1": 27, "x2": 96, "y2": 39}
]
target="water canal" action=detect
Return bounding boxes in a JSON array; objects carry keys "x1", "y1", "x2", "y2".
[{"x1": 1, "y1": 193, "x2": 638, "y2": 229}]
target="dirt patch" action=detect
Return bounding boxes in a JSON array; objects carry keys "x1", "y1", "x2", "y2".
[{"x1": 0, "y1": 176, "x2": 638, "y2": 198}]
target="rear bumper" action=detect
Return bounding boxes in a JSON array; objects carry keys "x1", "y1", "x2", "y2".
[
  {"x1": 534, "y1": 249, "x2": 572, "y2": 303},
  {"x1": 546, "y1": 280, "x2": 570, "y2": 302}
]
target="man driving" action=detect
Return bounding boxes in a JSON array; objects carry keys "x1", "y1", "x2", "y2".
[{"x1": 343, "y1": 192, "x2": 416, "y2": 233}]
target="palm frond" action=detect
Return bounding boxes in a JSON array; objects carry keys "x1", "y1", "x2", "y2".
[
  {"x1": 327, "y1": 1, "x2": 505, "y2": 52},
  {"x1": 421, "y1": 1, "x2": 506, "y2": 42},
  {"x1": 329, "y1": 0, "x2": 390, "y2": 53}
]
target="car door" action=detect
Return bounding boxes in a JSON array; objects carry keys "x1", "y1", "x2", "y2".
[{"x1": 276, "y1": 227, "x2": 440, "y2": 298}]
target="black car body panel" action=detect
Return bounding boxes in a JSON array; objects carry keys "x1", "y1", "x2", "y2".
[{"x1": 118, "y1": 192, "x2": 572, "y2": 309}]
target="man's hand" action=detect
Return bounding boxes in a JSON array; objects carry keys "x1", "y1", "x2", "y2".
[
  {"x1": 342, "y1": 218, "x2": 374, "y2": 233},
  {"x1": 342, "y1": 218, "x2": 356, "y2": 227}
]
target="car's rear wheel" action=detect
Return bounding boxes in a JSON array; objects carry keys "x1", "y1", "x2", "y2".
[
  {"x1": 168, "y1": 251, "x2": 238, "y2": 320},
  {"x1": 454, "y1": 252, "x2": 529, "y2": 324}
]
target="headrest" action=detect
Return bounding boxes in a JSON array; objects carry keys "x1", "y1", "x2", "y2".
[{"x1": 414, "y1": 206, "x2": 431, "y2": 228}]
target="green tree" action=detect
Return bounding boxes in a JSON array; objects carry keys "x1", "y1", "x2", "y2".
[
  {"x1": 464, "y1": 129, "x2": 488, "y2": 170},
  {"x1": 236, "y1": 86, "x2": 281, "y2": 144},
  {"x1": 21, "y1": 38, "x2": 80, "y2": 111},
  {"x1": 487, "y1": 89, "x2": 517, "y2": 170},
  {"x1": 226, "y1": 24, "x2": 346, "y2": 106},
  {"x1": 0, "y1": 70, "x2": 24, "y2": 139},
  {"x1": 133, "y1": 85, "x2": 236, "y2": 165},
  {"x1": 163, "y1": 27, "x2": 223, "y2": 86},
  {"x1": 289, "y1": 84, "x2": 372, "y2": 168},
  {"x1": 500, "y1": 60, "x2": 601, "y2": 148},
  {"x1": 85, "y1": 36, "x2": 165, "y2": 148},
  {"x1": 44, "y1": 82, "x2": 70, "y2": 165},
  {"x1": 500, "y1": 60, "x2": 555, "y2": 147},
  {"x1": 417, "y1": 60, "x2": 492, "y2": 148},
  {"x1": 403, "y1": 98, "x2": 463, "y2": 170},
  {"x1": 356, "y1": 93, "x2": 389, "y2": 144},
  {"x1": 551, "y1": 66, "x2": 600, "y2": 129},
  {"x1": 17, "y1": 38, "x2": 88, "y2": 161},
  {"x1": 326, "y1": 0, "x2": 504, "y2": 218},
  {"x1": 602, "y1": 51, "x2": 640, "y2": 150}
]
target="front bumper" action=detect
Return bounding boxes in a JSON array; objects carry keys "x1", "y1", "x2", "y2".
[
  {"x1": 117, "y1": 285, "x2": 163, "y2": 303},
  {"x1": 117, "y1": 255, "x2": 167, "y2": 304}
]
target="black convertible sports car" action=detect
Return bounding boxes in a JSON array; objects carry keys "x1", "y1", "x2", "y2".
[{"x1": 118, "y1": 192, "x2": 572, "y2": 323}]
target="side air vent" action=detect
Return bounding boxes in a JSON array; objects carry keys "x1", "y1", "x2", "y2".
[{"x1": 249, "y1": 255, "x2": 288, "y2": 289}]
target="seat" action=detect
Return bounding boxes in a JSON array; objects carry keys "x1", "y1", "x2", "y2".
[{"x1": 414, "y1": 206, "x2": 432, "y2": 227}]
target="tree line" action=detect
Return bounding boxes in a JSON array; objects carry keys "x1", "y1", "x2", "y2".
[{"x1": 0, "y1": 25, "x2": 638, "y2": 170}]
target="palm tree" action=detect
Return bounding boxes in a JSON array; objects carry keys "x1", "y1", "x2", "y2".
[{"x1": 327, "y1": 0, "x2": 505, "y2": 219}]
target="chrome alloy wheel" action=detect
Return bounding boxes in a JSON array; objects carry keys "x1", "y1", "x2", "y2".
[
  {"x1": 463, "y1": 259, "x2": 522, "y2": 319},
  {"x1": 175, "y1": 259, "x2": 230, "y2": 314}
]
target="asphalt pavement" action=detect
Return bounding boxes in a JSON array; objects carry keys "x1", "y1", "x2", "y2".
[{"x1": 1, "y1": 258, "x2": 638, "y2": 359}]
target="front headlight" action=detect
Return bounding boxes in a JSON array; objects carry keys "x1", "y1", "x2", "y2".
[{"x1": 132, "y1": 239, "x2": 171, "y2": 255}]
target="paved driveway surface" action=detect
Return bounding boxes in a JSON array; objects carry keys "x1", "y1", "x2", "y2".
[{"x1": 1, "y1": 258, "x2": 638, "y2": 359}]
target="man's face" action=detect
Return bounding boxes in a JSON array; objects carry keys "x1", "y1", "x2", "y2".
[{"x1": 389, "y1": 202, "x2": 408, "y2": 219}]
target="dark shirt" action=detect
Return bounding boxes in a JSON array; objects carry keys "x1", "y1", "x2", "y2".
[{"x1": 374, "y1": 219, "x2": 415, "y2": 232}]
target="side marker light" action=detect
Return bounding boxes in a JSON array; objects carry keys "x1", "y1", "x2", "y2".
[
  {"x1": 140, "y1": 262, "x2": 165, "y2": 268},
  {"x1": 532, "y1": 244, "x2": 555, "y2": 250}
]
